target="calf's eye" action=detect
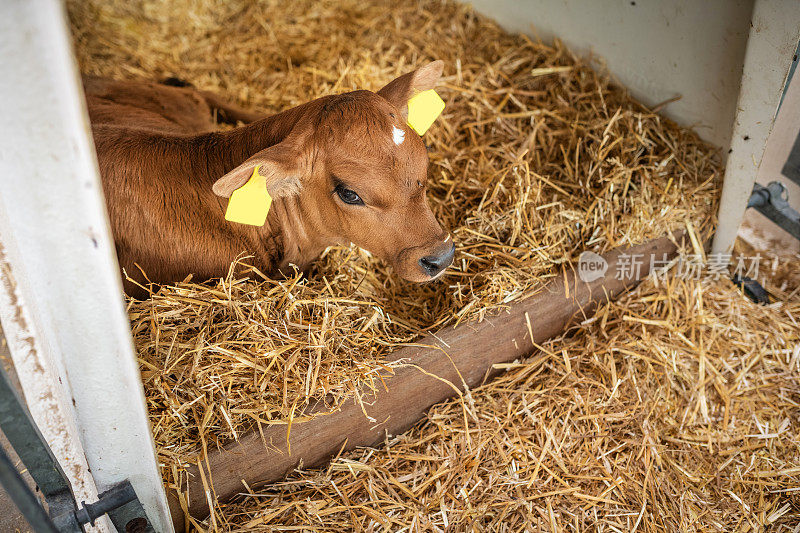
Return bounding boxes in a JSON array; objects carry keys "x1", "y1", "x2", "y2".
[{"x1": 335, "y1": 184, "x2": 364, "y2": 206}]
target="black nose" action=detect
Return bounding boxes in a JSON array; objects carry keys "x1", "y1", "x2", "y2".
[{"x1": 418, "y1": 242, "x2": 455, "y2": 277}]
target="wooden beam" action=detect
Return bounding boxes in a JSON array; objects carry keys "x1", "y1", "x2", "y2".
[{"x1": 180, "y1": 235, "x2": 682, "y2": 519}]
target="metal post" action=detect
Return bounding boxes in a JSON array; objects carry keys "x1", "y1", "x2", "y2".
[
  {"x1": 0, "y1": 359, "x2": 82, "y2": 532},
  {"x1": 0, "y1": 445, "x2": 60, "y2": 533}
]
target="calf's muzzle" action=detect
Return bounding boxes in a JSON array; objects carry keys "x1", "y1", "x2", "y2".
[{"x1": 418, "y1": 241, "x2": 455, "y2": 277}]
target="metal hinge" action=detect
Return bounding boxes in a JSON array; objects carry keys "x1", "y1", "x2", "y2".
[
  {"x1": 747, "y1": 181, "x2": 800, "y2": 241},
  {"x1": 54, "y1": 480, "x2": 154, "y2": 532}
]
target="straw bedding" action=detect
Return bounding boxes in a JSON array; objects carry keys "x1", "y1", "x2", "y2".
[
  {"x1": 211, "y1": 259, "x2": 800, "y2": 531},
  {"x1": 62, "y1": 0, "x2": 800, "y2": 528}
]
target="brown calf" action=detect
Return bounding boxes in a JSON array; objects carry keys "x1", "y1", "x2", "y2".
[{"x1": 84, "y1": 62, "x2": 454, "y2": 297}]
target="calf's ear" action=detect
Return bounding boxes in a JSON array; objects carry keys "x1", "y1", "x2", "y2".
[
  {"x1": 212, "y1": 141, "x2": 307, "y2": 199},
  {"x1": 377, "y1": 60, "x2": 444, "y2": 119}
]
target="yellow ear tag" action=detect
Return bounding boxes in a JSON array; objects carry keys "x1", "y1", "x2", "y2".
[
  {"x1": 406, "y1": 89, "x2": 445, "y2": 135},
  {"x1": 224, "y1": 165, "x2": 272, "y2": 226}
]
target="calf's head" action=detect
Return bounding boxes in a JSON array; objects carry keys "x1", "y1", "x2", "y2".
[{"x1": 213, "y1": 61, "x2": 454, "y2": 282}]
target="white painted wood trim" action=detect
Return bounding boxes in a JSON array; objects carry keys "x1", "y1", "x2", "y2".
[
  {"x1": 0, "y1": 1, "x2": 173, "y2": 531},
  {"x1": 712, "y1": 0, "x2": 800, "y2": 253},
  {"x1": 0, "y1": 240, "x2": 111, "y2": 533}
]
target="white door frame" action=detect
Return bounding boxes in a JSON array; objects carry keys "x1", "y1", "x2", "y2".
[
  {"x1": 0, "y1": 1, "x2": 173, "y2": 531},
  {"x1": 712, "y1": 0, "x2": 800, "y2": 253}
]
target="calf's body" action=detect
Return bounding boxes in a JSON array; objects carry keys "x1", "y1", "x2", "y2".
[{"x1": 84, "y1": 63, "x2": 453, "y2": 296}]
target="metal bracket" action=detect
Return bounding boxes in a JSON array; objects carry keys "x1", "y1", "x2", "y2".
[
  {"x1": 54, "y1": 480, "x2": 154, "y2": 532},
  {"x1": 731, "y1": 274, "x2": 771, "y2": 304},
  {"x1": 747, "y1": 181, "x2": 800, "y2": 241},
  {"x1": 0, "y1": 359, "x2": 155, "y2": 532},
  {"x1": 780, "y1": 128, "x2": 800, "y2": 187}
]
